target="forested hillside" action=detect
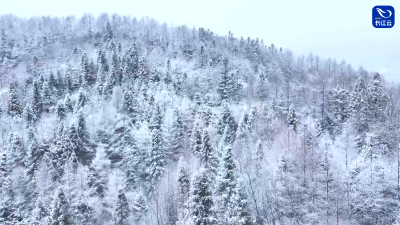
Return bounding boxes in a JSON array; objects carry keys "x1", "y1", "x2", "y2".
[{"x1": 0, "y1": 13, "x2": 400, "y2": 225}]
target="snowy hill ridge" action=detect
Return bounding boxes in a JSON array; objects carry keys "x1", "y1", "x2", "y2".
[{"x1": 0, "y1": 13, "x2": 399, "y2": 224}]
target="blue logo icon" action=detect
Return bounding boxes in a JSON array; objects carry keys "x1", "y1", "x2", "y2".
[{"x1": 373, "y1": 6, "x2": 395, "y2": 28}]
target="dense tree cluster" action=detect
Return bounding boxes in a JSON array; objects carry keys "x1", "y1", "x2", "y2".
[{"x1": 0, "y1": 13, "x2": 399, "y2": 225}]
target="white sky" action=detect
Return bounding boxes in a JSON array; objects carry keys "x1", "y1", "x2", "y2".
[{"x1": 1, "y1": 0, "x2": 400, "y2": 83}]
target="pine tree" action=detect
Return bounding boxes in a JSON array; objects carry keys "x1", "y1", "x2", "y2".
[
  {"x1": 75, "y1": 199, "x2": 93, "y2": 225},
  {"x1": 50, "y1": 188, "x2": 71, "y2": 225},
  {"x1": 217, "y1": 103, "x2": 237, "y2": 137},
  {"x1": 217, "y1": 58, "x2": 232, "y2": 102},
  {"x1": 192, "y1": 118, "x2": 203, "y2": 156},
  {"x1": 349, "y1": 77, "x2": 368, "y2": 131},
  {"x1": 229, "y1": 179, "x2": 253, "y2": 225},
  {"x1": 77, "y1": 112, "x2": 89, "y2": 143},
  {"x1": 7, "y1": 82, "x2": 22, "y2": 117},
  {"x1": 367, "y1": 73, "x2": 388, "y2": 122},
  {"x1": 56, "y1": 101, "x2": 66, "y2": 120},
  {"x1": 150, "y1": 65, "x2": 161, "y2": 83},
  {"x1": 32, "y1": 198, "x2": 48, "y2": 224},
  {"x1": 81, "y1": 53, "x2": 94, "y2": 85},
  {"x1": 122, "y1": 89, "x2": 138, "y2": 125},
  {"x1": 149, "y1": 102, "x2": 163, "y2": 131},
  {"x1": 164, "y1": 71, "x2": 172, "y2": 87},
  {"x1": 42, "y1": 81, "x2": 54, "y2": 113},
  {"x1": 189, "y1": 169, "x2": 216, "y2": 225},
  {"x1": 122, "y1": 131, "x2": 140, "y2": 190},
  {"x1": 201, "y1": 130, "x2": 218, "y2": 176},
  {"x1": 24, "y1": 104, "x2": 36, "y2": 127},
  {"x1": 25, "y1": 134, "x2": 39, "y2": 179},
  {"x1": 170, "y1": 109, "x2": 185, "y2": 160},
  {"x1": 132, "y1": 194, "x2": 147, "y2": 223},
  {"x1": 105, "y1": 22, "x2": 114, "y2": 42},
  {"x1": 49, "y1": 71, "x2": 57, "y2": 88},
  {"x1": 56, "y1": 70, "x2": 64, "y2": 95},
  {"x1": 146, "y1": 123, "x2": 165, "y2": 194},
  {"x1": 236, "y1": 111, "x2": 250, "y2": 142},
  {"x1": 0, "y1": 29, "x2": 6, "y2": 62},
  {"x1": 199, "y1": 45, "x2": 206, "y2": 68},
  {"x1": 330, "y1": 86, "x2": 350, "y2": 124},
  {"x1": 6, "y1": 132, "x2": 25, "y2": 166},
  {"x1": 65, "y1": 72, "x2": 73, "y2": 93},
  {"x1": 112, "y1": 189, "x2": 130, "y2": 225},
  {"x1": 222, "y1": 124, "x2": 235, "y2": 146},
  {"x1": 87, "y1": 166, "x2": 105, "y2": 198},
  {"x1": 256, "y1": 71, "x2": 268, "y2": 101},
  {"x1": 75, "y1": 87, "x2": 88, "y2": 111},
  {"x1": 0, "y1": 173, "x2": 13, "y2": 222},
  {"x1": 64, "y1": 93, "x2": 73, "y2": 114},
  {"x1": 215, "y1": 145, "x2": 237, "y2": 210},
  {"x1": 288, "y1": 107, "x2": 298, "y2": 133},
  {"x1": 253, "y1": 140, "x2": 263, "y2": 176},
  {"x1": 177, "y1": 157, "x2": 190, "y2": 205},
  {"x1": 32, "y1": 80, "x2": 43, "y2": 118}
]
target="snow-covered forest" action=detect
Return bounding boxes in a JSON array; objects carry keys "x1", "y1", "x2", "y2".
[{"x1": 0, "y1": 13, "x2": 400, "y2": 225}]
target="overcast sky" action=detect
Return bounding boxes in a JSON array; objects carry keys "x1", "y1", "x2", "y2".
[{"x1": 1, "y1": 0, "x2": 400, "y2": 83}]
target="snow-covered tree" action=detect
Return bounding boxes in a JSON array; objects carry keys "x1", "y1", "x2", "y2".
[
  {"x1": 7, "y1": 81, "x2": 22, "y2": 117},
  {"x1": 112, "y1": 189, "x2": 130, "y2": 225},
  {"x1": 189, "y1": 169, "x2": 217, "y2": 225}
]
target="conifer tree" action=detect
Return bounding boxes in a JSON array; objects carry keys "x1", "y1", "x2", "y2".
[
  {"x1": 189, "y1": 169, "x2": 216, "y2": 225},
  {"x1": 65, "y1": 72, "x2": 73, "y2": 93},
  {"x1": 217, "y1": 103, "x2": 237, "y2": 137},
  {"x1": 330, "y1": 86, "x2": 350, "y2": 124},
  {"x1": 215, "y1": 145, "x2": 237, "y2": 210},
  {"x1": 122, "y1": 89, "x2": 138, "y2": 125},
  {"x1": 349, "y1": 77, "x2": 368, "y2": 130},
  {"x1": 49, "y1": 71, "x2": 57, "y2": 89},
  {"x1": 87, "y1": 166, "x2": 105, "y2": 198},
  {"x1": 201, "y1": 130, "x2": 218, "y2": 175},
  {"x1": 7, "y1": 132, "x2": 25, "y2": 166},
  {"x1": 56, "y1": 70, "x2": 64, "y2": 94},
  {"x1": 56, "y1": 101, "x2": 66, "y2": 120},
  {"x1": 62, "y1": 95, "x2": 72, "y2": 115},
  {"x1": 24, "y1": 104, "x2": 36, "y2": 127},
  {"x1": 253, "y1": 140, "x2": 264, "y2": 177},
  {"x1": 42, "y1": 81, "x2": 54, "y2": 113},
  {"x1": 7, "y1": 82, "x2": 22, "y2": 117},
  {"x1": 149, "y1": 102, "x2": 163, "y2": 131},
  {"x1": 237, "y1": 111, "x2": 250, "y2": 142},
  {"x1": 217, "y1": 58, "x2": 232, "y2": 102},
  {"x1": 32, "y1": 198, "x2": 48, "y2": 225},
  {"x1": 192, "y1": 118, "x2": 203, "y2": 156},
  {"x1": 150, "y1": 65, "x2": 161, "y2": 83},
  {"x1": 32, "y1": 80, "x2": 43, "y2": 118},
  {"x1": 50, "y1": 188, "x2": 71, "y2": 225},
  {"x1": 229, "y1": 179, "x2": 253, "y2": 225},
  {"x1": 146, "y1": 120, "x2": 165, "y2": 194},
  {"x1": 177, "y1": 157, "x2": 190, "y2": 205},
  {"x1": 121, "y1": 131, "x2": 140, "y2": 190},
  {"x1": 76, "y1": 87, "x2": 88, "y2": 111},
  {"x1": 75, "y1": 199, "x2": 93, "y2": 225},
  {"x1": 170, "y1": 109, "x2": 185, "y2": 160},
  {"x1": 132, "y1": 194, "x2": 147, "y2": 223},
  {"x1": 288, "y1": 107, "x2": 298, "y2": 133},
  {"x1": 112, "y1": 189, "x2": 130, "y2": 225},
  {"x1": 105, "y1": 22, "x2": 114, "y2": 42},
  {"x1": 367, "y1": 72, "x2": 388, "y2": 122},
  {"x1": 77, "y1": 112, "x2": 89, "y2": 143}
]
